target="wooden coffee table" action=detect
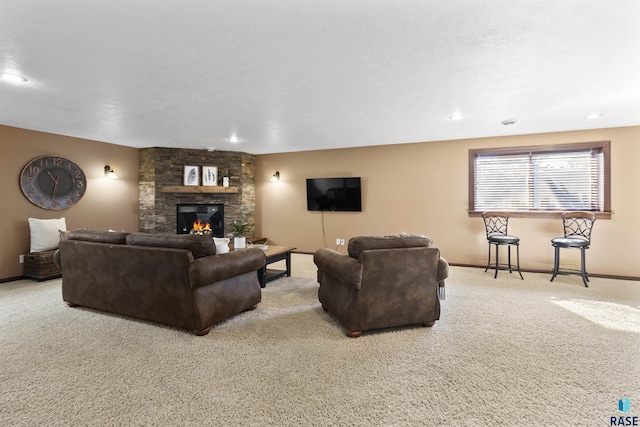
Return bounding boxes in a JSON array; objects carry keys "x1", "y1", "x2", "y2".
[{"x1": 258, "y1": 245, "x2": 296, "y2": 288}]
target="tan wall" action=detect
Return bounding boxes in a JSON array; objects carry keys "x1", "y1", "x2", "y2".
[
  {"x1": 255, "y1": 126, "x2": 640, "y2": 278},
  {"x1": 2, "y1": 124, "x2": 638, "y2": 280},
  {"x1": 1, "y1": 125, "x2": 140, "y2": 280}
]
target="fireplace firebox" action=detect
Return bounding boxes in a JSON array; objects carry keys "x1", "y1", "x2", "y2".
[{"x1": 176, "y1": 204, "x2": 224, "y2": 236}]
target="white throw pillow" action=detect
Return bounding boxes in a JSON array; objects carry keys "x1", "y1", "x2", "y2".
[
  {"x1": 213, "y1": 237, "x2": 230, "y2": 254},
  {"x1": 28, "y1": 217, "x2": 67, "y2": 253}
]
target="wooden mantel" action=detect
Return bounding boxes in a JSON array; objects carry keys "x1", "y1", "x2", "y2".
[{"x1": 160, "y1": 186, "x2": 239, "y2": 194}]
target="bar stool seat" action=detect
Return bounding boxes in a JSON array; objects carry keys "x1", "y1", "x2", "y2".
[
  {"x1": 489, "y1": 235, "x2": 520, "y2": 245},
  {"x1": 551, "y1": 237, "x2": 590, "y2": 248}
]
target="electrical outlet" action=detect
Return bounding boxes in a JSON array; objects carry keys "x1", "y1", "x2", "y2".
[
  {"x1": 339, "y1": 239, "x2": 345, "y2": 246},
  {"x1": 19, "y1": 254, "x2": 24, "y2": 264},
  {"x1": 335, "y1": 238, "x2": 341, "y2": 245}
]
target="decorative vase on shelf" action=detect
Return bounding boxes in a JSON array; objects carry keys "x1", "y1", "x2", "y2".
[
  {"x1": 222, "y1": 176, "x2": 230, "y2": 187},
  {"x1": 233, "y1": 236, "x2": 246, "y2": 249}
]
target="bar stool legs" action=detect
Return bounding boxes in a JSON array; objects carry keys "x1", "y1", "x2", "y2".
[
  {"x1": 485, "y1": 241, "x2": 524, "y2": 280},
  {"x1": 551, "y1": 245, "x2": 589, "y2": 287}
]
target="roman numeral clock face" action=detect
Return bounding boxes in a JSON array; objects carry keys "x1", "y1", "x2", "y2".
[{"x1": 20, "y1": 156, "x2": 87, "y2": 210}]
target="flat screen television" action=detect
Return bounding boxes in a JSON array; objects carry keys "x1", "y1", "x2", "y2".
[{"x1": 306, "y1": 177, "x2": 362, "y2": 212}]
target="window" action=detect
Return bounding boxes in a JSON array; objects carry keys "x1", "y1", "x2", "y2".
[{"x1": 469, "y1": 141, "x2": 611, "y2": 218}]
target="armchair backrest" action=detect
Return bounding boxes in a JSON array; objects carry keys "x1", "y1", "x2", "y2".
[
  {"x1": 356, "y1": 246, "x2": 441, "y2": 329},
  {"x1": 359, "y1": 246, "x2": 441, "y2": 288},
  {"x1": 347, "y1": 234, "x2": 432, "y2": 260},
  {"x1": 349, "y1": 236, "x2": 440, "y2": 305}
]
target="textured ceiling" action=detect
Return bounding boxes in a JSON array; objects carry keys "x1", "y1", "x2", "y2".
[{"x1": 1, "y1": 0, "x2": 640, "y2": 154}]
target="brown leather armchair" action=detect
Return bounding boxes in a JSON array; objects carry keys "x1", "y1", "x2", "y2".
[{"x1": 313, "y1": 235, "x2": 448, "y2": 337}]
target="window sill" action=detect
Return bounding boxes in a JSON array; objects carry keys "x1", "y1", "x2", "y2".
[{"x1": 468, "y1": 211, "x2": 612, "y2": 219}]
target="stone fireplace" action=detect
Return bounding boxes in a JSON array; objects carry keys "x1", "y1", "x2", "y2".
[{"x1": 138, "y1": 148, "x2": 255, "y2": 238}]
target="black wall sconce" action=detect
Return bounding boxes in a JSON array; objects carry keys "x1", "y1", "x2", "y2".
[{"x1": 104, "y1": 165, "x2": 118, "y2": 179}]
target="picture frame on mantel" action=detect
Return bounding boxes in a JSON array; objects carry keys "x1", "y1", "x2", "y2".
[
  {"x1": 183, "y1": 165, "x2": 199, "y2": 186},
  {"x1": 202, "y1": 166, "x2": 218, "y2": 186}
]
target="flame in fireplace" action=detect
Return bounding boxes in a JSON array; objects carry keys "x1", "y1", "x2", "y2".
[{"x1": 192, "y1": 220, "x2": 211, "y2": 232}]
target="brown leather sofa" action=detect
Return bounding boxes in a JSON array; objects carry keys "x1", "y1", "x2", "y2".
[
  {"x1": 55, "y1": 230, "x2": 266, "y2": 335},
  {"x1": 313, "y1": 235, "x2": 449, "y2": 337}
]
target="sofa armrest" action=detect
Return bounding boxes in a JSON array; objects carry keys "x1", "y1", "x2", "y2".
[
  {"x1": 314, "y1": 248, "x2": 363, "y2": 289},
  {"x1": 53, "y1": 249, "x2": 61, "y2": 268},
  {"x1": 437, "y1": 256, "x2": 449, "y2": 300},
  {"x1": 437, "y1": 256, "x2": 449, "y2": 283},
  {"x1": 189, "y1": 248, "x2": 266, "y2": 289}
]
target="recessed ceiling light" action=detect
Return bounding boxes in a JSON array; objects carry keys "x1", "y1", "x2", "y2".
[
  {"x1": 228, "y1": 135, "x2": 239, "y2": 143},
  {"x1": 585, "y1": 113, "x2": 602, "y2": 119},
  {"x1": 448, "y1": 113, "x2": 463, "y2": 120},
  {"x1": 501, "y1": 119, "x2": 517, "y2": 126},
  {"x1": 1, "y1": 72, "x2": 28, "y2": 83}
]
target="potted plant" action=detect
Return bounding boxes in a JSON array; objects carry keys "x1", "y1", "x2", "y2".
[{"x1": 233, "y1": 220, "x2": 248, "y2": 249}]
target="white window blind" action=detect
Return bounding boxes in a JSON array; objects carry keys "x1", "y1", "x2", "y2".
[{"x1": 473, "y1": 148, "x2": 604, "y2": 212}]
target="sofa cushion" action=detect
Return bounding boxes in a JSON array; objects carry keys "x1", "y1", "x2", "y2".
[
  {"x1": 65, "y1": 229, "x2": 129, "y2": 245},
  {"x1": 347, "y1": 234, "x2": 432, "y2": 260},
  {"x1": 126, "y1": 233, "x2": 216, "y2": 259}
]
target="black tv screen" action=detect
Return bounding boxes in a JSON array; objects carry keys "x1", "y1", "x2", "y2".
[{"x1": 306, "y1": 177, "x2": 362, "y2": 212}]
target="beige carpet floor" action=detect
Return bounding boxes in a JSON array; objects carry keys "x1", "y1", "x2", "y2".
[{"x1": 1, "y1": 254, "x2": 639, "y2": 426}]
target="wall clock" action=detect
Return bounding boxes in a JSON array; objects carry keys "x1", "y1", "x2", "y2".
[{"x1": 20, "y1": 155, "x2": 87, "y2": 210}]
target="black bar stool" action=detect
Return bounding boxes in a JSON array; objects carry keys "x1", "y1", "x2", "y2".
[
  {"x1": 482, "y1": 211, "x2": 524, "y2": 279},
  {"x1": 550, "y1": 212, "x2": 596, "y2": 287}
]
